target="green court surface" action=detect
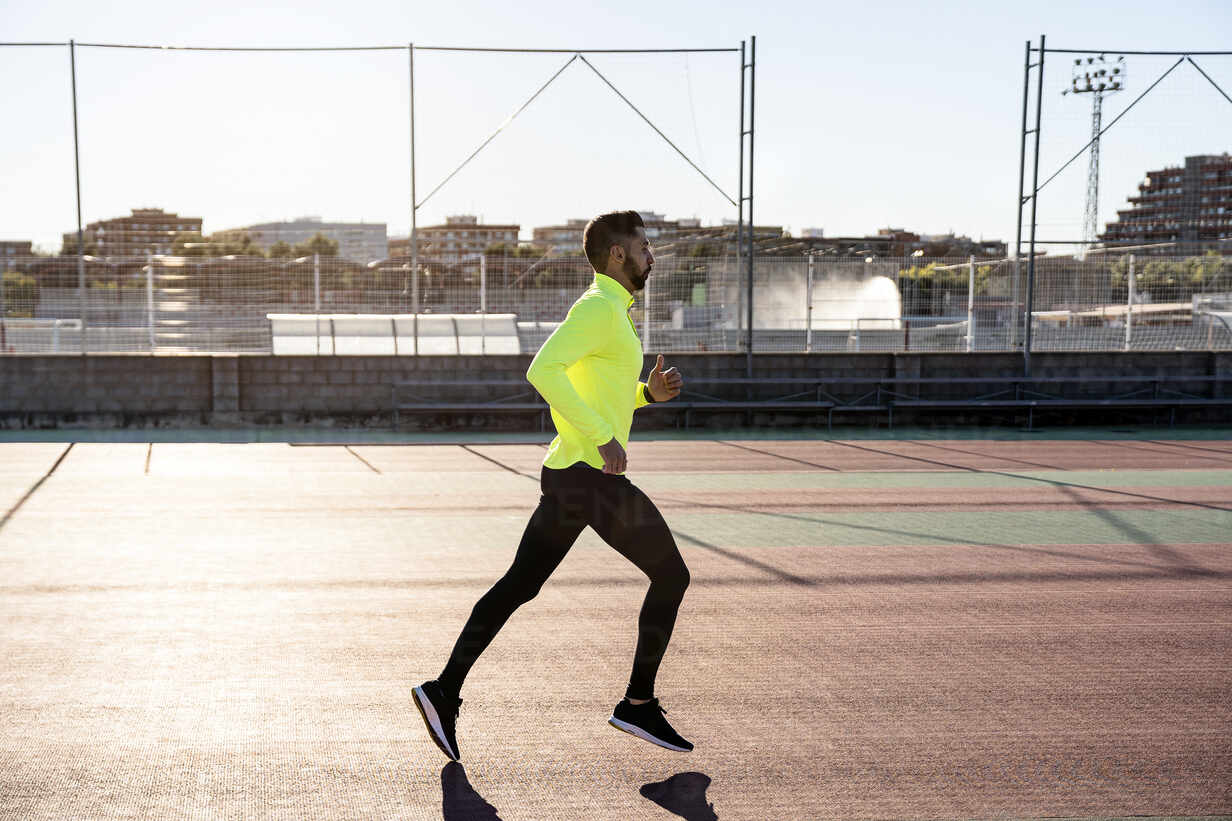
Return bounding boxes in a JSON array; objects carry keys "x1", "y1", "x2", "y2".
[{"x1": 1, "y1": 438, "x2": 1229, "y2": 819}]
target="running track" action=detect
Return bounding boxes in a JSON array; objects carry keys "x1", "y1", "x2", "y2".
[{"x1": 1, "y1": 439, "x2": 1229, "y2": 819}]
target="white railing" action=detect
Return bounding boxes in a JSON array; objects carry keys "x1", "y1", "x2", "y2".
[{"x1": 267, "y1": 313, "x2": 521, "y2": 355}]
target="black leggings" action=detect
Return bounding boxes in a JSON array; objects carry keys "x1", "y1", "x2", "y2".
[{"x1": 438, "y1": 461, "x2": 690, "y2": 701}]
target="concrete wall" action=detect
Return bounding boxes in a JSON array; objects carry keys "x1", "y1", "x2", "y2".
[{"x1": 1, "y1": 352, "x2": 1229, "y2": 429}]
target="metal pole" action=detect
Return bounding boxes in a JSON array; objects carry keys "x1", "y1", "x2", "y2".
[
  {"x1": 70, "y1": 39, "x2": 87, "y2": 355},
  {"x1": 642, "y1": 269, "x2": 650, "y2": 353},
  {"x1": 1024, "y1": 34, "x2": 1045, "y2": 376},
  {"x1": 146, "y1": 252, "x2": 155, "y2": 352},
  {"x1": 1124, "y1": 253, "x2": 1135, "y2": 351},
  {"x1": 736, "y1": 40, "x2": 745, "y2": 350},
  {"x1": 1013, "y1": 39, "x2": 1030, "y2": 353},
  {"x1": 805, "y1": 253, "x2": 814, "y2": 353},
  {"x1": 967, "y1": 255, "x2": 975, "y2": 352},
  {"x1": 313, "y1": 252, "x2": 321, "y2": 356},
  {"x1": 1010, "y1": 257, "x2": 1020, "y2": 348},
  {"x1": 745, "y1": 35, "x2": 755, "y2": 381},
  {"x1": 409, "y1": 42, "x2": 419, "y2": 355},
  {"x1": 480, "y1": 253, "x2": 486, "y2": 355}
]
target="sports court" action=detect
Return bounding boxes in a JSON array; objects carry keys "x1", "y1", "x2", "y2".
[{"x1": 1, "y1": 432, "x2": 1230, "y2": 820}]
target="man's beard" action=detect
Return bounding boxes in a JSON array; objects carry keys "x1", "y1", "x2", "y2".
[{"x1": 624, "y1": 255, "x2": 649, "y2": 291}]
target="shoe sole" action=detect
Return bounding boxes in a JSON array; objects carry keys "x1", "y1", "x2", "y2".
[
  {"x1": 413, "y1": 685, "x2": 459, "y2": 762},
  {"x1": 608, "y1": 716, "x2": 692, "y2": 752}
]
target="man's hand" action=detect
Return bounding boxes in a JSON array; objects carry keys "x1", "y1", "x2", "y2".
[
  {"x1": 598, "y1": 437, "x2": 627, "y2": 474},
  {"x1": 647, "y1": 354, "x2": 683, "y2": 402}
]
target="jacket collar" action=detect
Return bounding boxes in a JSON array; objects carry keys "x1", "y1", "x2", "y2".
[{"x1": 593, "y1": 272, "x2": 635, "y2": 309}]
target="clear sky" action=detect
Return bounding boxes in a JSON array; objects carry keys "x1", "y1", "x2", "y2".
[{"x1": 3, "y1": 0, "x2": 1230, "y2": 254}]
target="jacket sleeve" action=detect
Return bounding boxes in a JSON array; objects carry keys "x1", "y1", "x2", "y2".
[
  {"x1": 634, "y1": 381, "x2": 651, "y2": 409},
  {"x1": 526, "y1": 295, "x2": 617, "y2": 445}
]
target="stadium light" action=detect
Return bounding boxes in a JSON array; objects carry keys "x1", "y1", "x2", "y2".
[{"x1": 1065, "y1": 53, "x2": 1127, "y2": 259}]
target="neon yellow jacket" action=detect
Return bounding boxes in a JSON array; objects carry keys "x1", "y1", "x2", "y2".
[{"x1": 526, "y1": 272, "x2": 651, "y2": 472}]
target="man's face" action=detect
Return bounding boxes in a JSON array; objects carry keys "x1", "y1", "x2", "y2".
[{"x1": 620, "y1": 227, "x2": 654, "y2": 291}]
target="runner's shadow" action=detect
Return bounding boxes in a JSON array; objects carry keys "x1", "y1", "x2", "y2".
[
  {"x1": 641, "y1": 771, "x2": 718, "y2": 820},
  {"x1": 442, "y1": 762, "x2": 503, "y2": 821}
]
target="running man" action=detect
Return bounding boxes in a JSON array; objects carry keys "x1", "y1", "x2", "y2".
[{"x1": 414, "y1": 210, "x2": 692, "y2": 761}]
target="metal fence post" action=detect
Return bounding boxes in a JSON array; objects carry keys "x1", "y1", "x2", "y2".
[
  {"x1": 966, "y1": 255, "x2": 976, "y2": 352},
  {"x1": 805, "y1": 253, "x2": 814, "y2": 353},
  {"x1": 408, "y1": 42, "x2": 419, "y2": 356},
  {"x1": 313, "y1": 252, "x2": 321, "y2": 356},
  {"x1": 480, "y1": 253, "x2": 487, "y2": 355},
  {"x1": 70, "y1": 39, "x2": 87, "y2": 355},
  {"x1": 1124, "y1": 253, "x2": 1135, "y2": 351},
  {"x1": 1024, "y1": 34, "x2": 1045, "y2": 375},
  {"x1": 643, "y1": 269, "x2": 650, "y2": 353},
  {"x1": 1009, "y1": 257, "x2": 1021, "y2": 349},
  {"x1": 146, "y1": 252, "x2": 155, "y2": 353}
]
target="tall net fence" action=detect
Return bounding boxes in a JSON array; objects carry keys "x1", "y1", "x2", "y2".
[
  {"x1": 4, "y1": 252, "x2": 1229, "y2": 354},
  {"x1": 1026, "y1": 49, "x2": 1232, "y2": 255},
  {"x1": 4, "y1": 40, "x2": 1230, "y2": 357},
  {"x1": 1016, "y1": 43, "x2": 1232, "y2": 355}
]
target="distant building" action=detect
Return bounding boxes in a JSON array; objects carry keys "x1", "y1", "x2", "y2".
[
  {"x1": 1, "y1": 240, "x2": 34, "y2": 260},
  {"x1": 916, "y1": 232, "x2": 1007, "y2": 258},
  {"x1": 392, "y1": 215, "x2": 519, "y2": 258},
  {"x1": 215, "y1": 217, "x2": 388, "y2": 262},
  {"x1": 651, "y1": 223, "x2": 1004, "y2": 258},
  {"x1": 531, "y1": 218, "x2": 589, "y2": 252},
  {"x1": 1101, "y1": 153, "x2": 1232, "y2": 254},
  {"x1": 62, "y1": 208, "x2": 202, "y2": 257},
  {"x1": 530, "y1": 212, "x2": 703, "y2": 254}
]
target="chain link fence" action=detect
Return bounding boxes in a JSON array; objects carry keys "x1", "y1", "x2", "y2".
[{"x1": 2, "y1": 252, "x2": 1230, "y2": 355}]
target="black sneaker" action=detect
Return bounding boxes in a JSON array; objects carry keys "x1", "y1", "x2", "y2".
[
  {"x1": 413, "y1": 680, "x2": 462, "y2": 762},
  {"x1": 609, "y1": 697, "x2": 693, "y2": 752}
]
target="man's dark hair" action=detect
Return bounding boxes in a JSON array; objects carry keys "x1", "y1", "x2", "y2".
[{"x1": 583, "y1": 210, "x2": 644, "y2": 271}]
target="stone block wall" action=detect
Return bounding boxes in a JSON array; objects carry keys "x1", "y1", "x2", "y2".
[{"x1": 0, "y1": 351, "x2": 1228, "y2": 428}]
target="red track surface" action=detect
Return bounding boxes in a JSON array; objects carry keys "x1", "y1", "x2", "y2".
[{"x1": 0, "y1": 438, "x2": 1228, "y2": 819}]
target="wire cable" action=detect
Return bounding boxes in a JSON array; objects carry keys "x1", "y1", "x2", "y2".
[
  {"x1": 416, "y1": 54, "x2": 580, "y2": 210},
  {"x1": 577, "y1": 54, "x2": 737, "y2": 207},
  {"x1": 1186, "y1": 56, "x2": 1232, "y2": 106},
  {"x1": 0, "y1": 42, "x2": 737, "y2": 53},
  {"x1": 683, "y1": 53, "x2": 708, "y2": 174},
  {"x1": 76, "y1": 42, "x2": 406, "y2": 51},
  {"x1": 1036, "y1": 47, "x2": 1232, "y2": 56},
  {"x1": 1035, "y1": 56, "x2": 1186, "y2": 195}
]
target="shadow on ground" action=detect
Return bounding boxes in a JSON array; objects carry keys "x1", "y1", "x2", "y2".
[
  {"x1": 442, "y1": 762, "x2": 503, "y2": 820},
  {"x1": 641, "y1": 772, "x2": 718, "y2": 820},
  {"x1": 439, "y1": 764, "x2": 718, "y2": 820}
]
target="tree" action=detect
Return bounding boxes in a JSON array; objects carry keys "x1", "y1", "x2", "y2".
[
  {"x1": 268, "y1": 241, "x2": 293, "y2": 258},
  {"x1": 1, "y1": 271, "x2": 39, "y2": 318},
  {"x1": 216, "y1": 233, "x2": 265, "y2": 257},
  {"x1": 172, "y1": 232, "x2": 209, "y2": 256},
  {"x1": 60, "y1": 236, "x2": 97, "y2": 256},
  {"x1": 293, "y1": 232, "x2": 338, "y2": 258}
]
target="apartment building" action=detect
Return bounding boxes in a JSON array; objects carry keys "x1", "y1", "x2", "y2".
[
  {"x1": 1, "y1": 240, "x2": 34, "y2": 261},
  {"x1": 391, "y1": 216, "x2": 520, "y2": 258},
  {"x1": 62, "y1": 208, "x2": 202, "y2": 257},
  {"x1": 215, "y1": 217, "x2": 388, "y2": 262},
  {"x1": 1101, "y1": 153, "x2": 1232, "y2": 254}
]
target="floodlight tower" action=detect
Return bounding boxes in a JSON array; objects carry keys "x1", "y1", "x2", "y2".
[{"x1": 1063, "y1": 54, "x2": 1126, "y2": 259}]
